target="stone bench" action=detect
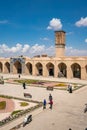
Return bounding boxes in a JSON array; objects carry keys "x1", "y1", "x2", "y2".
[
  {"x1": 24, "y1": 93, "x2": 32, "y2": 98},
  {"x1": 46, "y1": 86, "x2": 53, "y2": 91}
]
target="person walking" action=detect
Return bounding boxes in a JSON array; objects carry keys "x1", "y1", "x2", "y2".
[
  {"x1": 43, "y1": 99, "x2": 47, "y2": 109},
  {"x1": 49, "y1": 94, "x2": 53, "y2": 101},
  {"x1": 69, "y1": 84, "x2": 72, "y2": 93},
  {"x1": 49, "y1": 99, "x2": 53, "y2": 109},
  {"x1": 67, "y1": 84, "x2": 72, "y2": 93},
  {"x1": 23, "y1": 82, "x2": 26, "y2": 89},
  {"x1": 18, "y1": 74, "x2": 20, "y2": 78}
]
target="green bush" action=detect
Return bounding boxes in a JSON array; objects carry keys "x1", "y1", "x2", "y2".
[
  {"x1": 0, "y1": 101, "x2": 6, "y2": 109},
  {"x1": 55, "y1": 83, "x2": 67, "y2": 87},
  {"x1": 14, "y1": 79, "x2": 38, "y2": 84},
  {"x1": 20, "y1": 102, "x2": 29, "y2": 106},
  {"x1": 11, "y1": 110, "x2": 23, "y2": 116}
]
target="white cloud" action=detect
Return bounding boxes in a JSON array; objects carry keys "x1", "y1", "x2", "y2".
[
  {"x1": 0, "y1": 43, "x2": 22, "y2": 56},
  {"x1": 30, "y1": 44, "x2": 45, "y2": 54},
  {"x1": 11, "y1": 43, "x2": 22, "y2": 53},
  {"x1": 40, "y1": 37, "x2": 50, "y2": 41},
  {"x1": 0, "y1": 43, "x2": 55, "y2": 57},
  {"x1": 85, "y1": 38, "x2": 87, "y2": 43},
  {"x1": 75, "y1": 17, "x2": 87, "y2": 27},
  {"x1": 47, "y1": 18, "x2": 62, "y2": 30},
  {"x1": 29, "y1": 44, "x2": 55, "y2": 57},
  {"x1": 22, "y1": 44, "x2": 30, "y2": 53},
  {"x1": 65, "y1": 46, "x2": 87, "y2": 56},
  {"x1": 0, "y1": 43, "x2": 87, "y2": 57},
  {"x1": 66, "y1": 32, "x2": 73, "y2": 35},
  {"x1": 0, "y1": 20, "x2": 8, "y2": 24}
]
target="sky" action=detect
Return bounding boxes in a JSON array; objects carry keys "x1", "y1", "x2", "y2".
[{"x1": 0, "y1": 0, "x2": 87, "y2": 58}]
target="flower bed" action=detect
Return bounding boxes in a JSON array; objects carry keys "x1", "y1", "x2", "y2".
[{"x1": 0, "y1": 95, "x2": 42, "y2": 127}]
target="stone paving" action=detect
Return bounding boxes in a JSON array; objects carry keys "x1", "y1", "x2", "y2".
[{"x1": 0, "y1": 74, "x2": 87, "y2": 130}]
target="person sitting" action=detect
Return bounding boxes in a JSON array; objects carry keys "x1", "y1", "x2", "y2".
[{"x1": 23, "y1": 115, "x2": 28, "y2": 126}]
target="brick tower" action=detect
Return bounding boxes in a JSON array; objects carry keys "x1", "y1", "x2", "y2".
[{"x1": 55, "y1": 30, "x2": 66, "y2": 57}]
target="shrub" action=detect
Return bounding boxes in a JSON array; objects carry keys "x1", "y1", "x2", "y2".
[
  {"x1": 14, "y1": 79, "x2": 38, "y2": 84},
  {"x1": 0, "y1": 101, "x2": 6, "y2": 109},
  {"x1": 19, "y1": 102, "x2": 29, "y2": 107},
  {"x1": 55, "y1": 83, "x2": 67, "y2": 87},
  {"x1": 11, "y1": 110, "x2": 23, "y2": 116}
]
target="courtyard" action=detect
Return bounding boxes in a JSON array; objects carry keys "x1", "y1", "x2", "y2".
[{"x1": 0, "y1": 74, "x2": 87, "y2": 130}]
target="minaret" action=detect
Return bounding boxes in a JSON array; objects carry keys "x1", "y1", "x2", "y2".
[{"x1": 55, "y1": 30, "x2": 66, "y2": 57}]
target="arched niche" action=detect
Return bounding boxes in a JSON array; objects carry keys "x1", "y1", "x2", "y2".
[
  {"x1": 26, "y1": 62, "x2": 32, "y2": 75},
  {"x1": 4, "y1": 62, "x2": 10, "y2": 73},
  {"x1": 0, "y1": 62, "x2": 3, "y2": 73},
  {"x1": 58, "y1": 62, "x2": 67, "y2": 77},
  {"x1": 13, "y1": 61, "x2": 22, "y2": 74},
  {"x1": 85, "y1": 65, "x2": 87, "y2": 78},
  {"x1": 46, "y1": 62, "x2": 54, "y2": 76},
  {"x1": 35, "y1": 62, "x2": 43, "y2": 76},
  {"x1": 71, "y1": 63, "x2": 81, "y2": 78}
]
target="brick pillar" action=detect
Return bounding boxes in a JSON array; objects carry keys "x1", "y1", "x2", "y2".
[
  {"x1": 81, "y1": 67, "x2": 86, "y2": 80},
  {"x1": 22, "y1": 63, "x2": 25, "y2": 74},
  {"x1": 54, "y1": 65, "x2": 58, "y2": 78},
  {"x1": 67, "y1": 65, "x2": 72, "y2": 79},
  {"x1": 10, "y1": 63, "x2": 13, "y2": 73},
  {"x1": 43, "y1": 64, "x2": 47, "y2": 77},
  {"x1": 2, "y1": 63, "x2": 4, "y2": 73},
  {"x1": 32, "y1": 64, "x2": 36, "y2": 76},
  {"x1": 3, "y1": 63, "x2": 6, "y2": 73}
]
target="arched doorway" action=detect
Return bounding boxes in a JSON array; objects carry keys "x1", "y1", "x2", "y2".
[
  {"x1": 46, "y1": 62, "x2": 54, "y2": 76},
  {"x1": 13, "y1": 61, "x2": 22, "y2": 74},
  {"x1": 26, "y1": 62, "x2": 32, "y2": 75},
  {"x1": 0, "y1": 62, "x2": 3, "y2": 73},
  {"x1": 71, "y1": 63, "x2": 81, "y2": 78},
  {"x1": 4, "y1": 62, "x2": 10, "y2": 73},
  {"x1": 36, "y1": 62, "x2": 43, "y2": 76},
  {"x1": 58, "y1": 62, "x2": 67, "y2": 77}
]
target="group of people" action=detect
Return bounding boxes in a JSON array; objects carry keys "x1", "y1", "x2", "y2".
[{"x1": 43, "y1": 94, "x2": 53, "y2": 110}]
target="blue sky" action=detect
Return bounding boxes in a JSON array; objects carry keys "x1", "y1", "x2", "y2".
[{"x1": 0, "y1": 0, "x2": 87, "y2": 57}]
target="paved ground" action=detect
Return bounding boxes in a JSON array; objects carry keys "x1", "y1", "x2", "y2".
[{"x1": 0, "y1": 74, "x2": 87, "y2": 130}]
